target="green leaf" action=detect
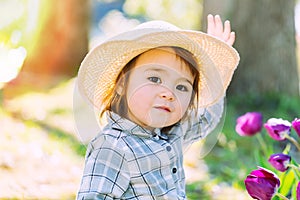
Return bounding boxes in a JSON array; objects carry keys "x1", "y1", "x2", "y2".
[
  {"x1": 254, "y1": 148, "x2": 270, "y2": 168},
  {"x1": 290, "y1": 159, "x2": 300, "y2": 180},
  {"x1": 278, "y1": 169, "x2": 296, "y2": 197},
  {"x1": 291, "y1": 182, "x2": 297, "y2": 200}
]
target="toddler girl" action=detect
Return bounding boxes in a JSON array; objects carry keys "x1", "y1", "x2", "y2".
[{"x1": 76, "y1": 15, "x2": 239, "y2": 199}]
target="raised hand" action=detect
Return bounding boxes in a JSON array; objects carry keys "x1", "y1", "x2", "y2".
[{"x1": 207, "y1": 14, "x2": 235, "y2": 46}]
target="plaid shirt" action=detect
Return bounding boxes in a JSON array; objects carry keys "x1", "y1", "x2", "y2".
[{"x1": 77, "y1": 99, "x2": 223, "y2": 200}]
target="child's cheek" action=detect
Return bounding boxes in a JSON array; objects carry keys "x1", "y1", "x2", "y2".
[
  {"x1": 173, "y1": 91, "x2": 192, "y2": 111},
  {"x1": 127, "y1": 84, "x2": 155, "y2": 110}
]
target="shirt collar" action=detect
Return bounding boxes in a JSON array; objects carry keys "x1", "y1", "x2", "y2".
[{"x1": 107, "y1": 112, "x2": 169, "y2": 140}]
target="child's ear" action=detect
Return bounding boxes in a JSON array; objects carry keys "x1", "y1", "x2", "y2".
[{"x1": 116, "y1": 78, "x2": 125, "y2": 95}]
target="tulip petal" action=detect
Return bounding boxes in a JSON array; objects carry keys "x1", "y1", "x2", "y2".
[
  {"x1": 297, "y1": 181, "x2": 300, "y2": 200},
  {"x1": 292, "y1": 118, "x2": 300, "y2": 137},
  {"x1": 245, "y1": 167, "x2": 280, "y2": 200},
  {"x1": 268, "y1": 153, "x2": 291, "y2": 172},
  {"x1": 236, "y1": 112, "x2": 263, "y2": 136},
  {"x1": 264, "y1": 118, "x2": 291, "y2": 141}
]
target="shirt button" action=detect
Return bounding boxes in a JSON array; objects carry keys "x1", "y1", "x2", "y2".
[
  {"x1": 153, "y1": 135, "x2": 159, "y2": 141},
  {"x1": 166, "y1": 146, "x2": 172, "y2": 151},
  {"x1": 172, "y1": 167, "x2": 177, "y2": 173}
]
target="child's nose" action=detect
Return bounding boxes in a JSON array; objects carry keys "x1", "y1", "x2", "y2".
[{"x1": 160, "y1": 90, "x2": 175, "y2": 101}]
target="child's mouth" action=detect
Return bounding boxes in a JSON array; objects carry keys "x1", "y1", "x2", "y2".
[{"x1": 154, "y1": 106, "x2": 171, "y2": 112}]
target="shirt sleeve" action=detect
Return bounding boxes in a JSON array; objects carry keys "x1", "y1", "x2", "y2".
[
  {"x1": 77, "y1": 135, "x2": 130, "y2": 199},
  {"x1": 182, "y1": 97, "x2": 225, "y2": 148}
]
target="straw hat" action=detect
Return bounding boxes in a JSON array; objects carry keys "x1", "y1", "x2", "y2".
[{"x1": 77, "y1": 20, "x2": 239, "y2": 111}]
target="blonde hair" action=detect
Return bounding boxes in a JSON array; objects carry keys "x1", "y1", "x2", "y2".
[{"x1": 100, "y1": 46, "x2": 200, "y2": 124}]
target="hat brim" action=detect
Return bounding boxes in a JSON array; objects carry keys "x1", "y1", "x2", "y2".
[{"x1": 77, "y1": 28, "x2": 239, "y2": 111}]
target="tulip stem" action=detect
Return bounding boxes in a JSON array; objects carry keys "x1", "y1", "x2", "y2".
[
  {"x1": 282, "y1": 143, "x2": 291, "y2": 154},
  {"x1": 256, "y1": 134, "x2": 269, "y2": 156},
  {"x1": 287, "y1": 164, "x2": 300, "y2": 170},
  {"x1": 292, "y1": 168, "x2": 300, "y2": 181},
  {"x1": 275, "y1": 192, "x2": 289, "y2": 200},
  {"x1": 287, "y1": 164, "x2": 300, "y2": 181},
  {"x1": 284, "y1": 134, "x2": 300, "y2": 151}
]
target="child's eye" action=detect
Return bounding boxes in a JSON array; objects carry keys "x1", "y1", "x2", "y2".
[
  {"x1": 148, "y1": 76, "x2": 161, "y2": 84},
  {"x1": 176, "y1": 84, "x2": 189, "y2": 92}
]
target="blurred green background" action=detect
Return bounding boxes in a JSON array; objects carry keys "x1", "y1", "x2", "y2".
[{"x1": 0, "y1": 0, "x2": 299, "y2": 199}]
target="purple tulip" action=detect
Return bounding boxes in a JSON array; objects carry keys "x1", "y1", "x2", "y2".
[
  {"x1": 236, "y1": 112, "x2": 263, "y2": 136},
  {"x1": 245, "y1": 167, "x2": 280, "y2": 200},
  {"x1": 292, "y1": 118, "x2": 300, "y2": 137},
  {"x1": 297, "y1": 181, "x2": 300, "y2": 200},
  {"x1": 268, "y1": 153, "x2": 291, "y2": 172},
  {"x1": 264, "y1": 118, "x2": 291, "y2": 141}
]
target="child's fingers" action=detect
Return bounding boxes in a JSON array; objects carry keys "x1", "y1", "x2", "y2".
[
  {"x1": 222, "y1": 20, "x2": 231, "y2": 41},
  {"x1": 207, "y1": 14, "x2": 215, "y2": 35},
  {"x1": 227, "y1": 32, "x2": 235, "y2": 46},
  {"x1": 206, "y1": 14, "x2": 236, "y2": 46},
  {"x1": 214, "y1": 15, "x2": 223, "y2": 37}
]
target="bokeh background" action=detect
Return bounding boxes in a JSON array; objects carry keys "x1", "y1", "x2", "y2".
[{"x1": 0, "y1": 0, "x2": 299, "y2": 199}]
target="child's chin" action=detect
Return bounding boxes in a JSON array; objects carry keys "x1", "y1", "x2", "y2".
[
  {"x1": 146, "y1": 119, "x2": 174, "y2": 129},
  {"x1": 142, "y1": 112, "x2": 179, "y2": 128}
]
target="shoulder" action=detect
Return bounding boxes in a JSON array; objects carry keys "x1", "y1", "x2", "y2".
[
  {"x1": 89, "y1": 127, "x2": 130, "y2": 152},
  {"x1": 87, "y1": 127, "x2": 151, "y2": 161}
]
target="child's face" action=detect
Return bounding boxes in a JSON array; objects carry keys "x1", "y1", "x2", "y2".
[{"x1": 124, "y1": 48, "x2": 195, "y2": 130}]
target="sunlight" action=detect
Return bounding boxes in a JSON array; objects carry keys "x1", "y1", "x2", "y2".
[
  {"x1": 25, "y1": 0, "x2": 40, "y2": 33},
  {"x1": 0, "y1": 0, "x2": 24, "y2": 29},
  {"x1": 0, "y1": 44, "x2": 27, "y2": 83},
  {"x1": 0, "y1": 0, "x2": 42, "y2": 85}
]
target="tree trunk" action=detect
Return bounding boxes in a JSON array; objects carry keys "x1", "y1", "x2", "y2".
[
  {"x1": 201, "y1": 0, "x2": 233, "y2": 31},
  {"x1": 7, "y1": 0, "x2": 89, "y2": 91},
  {"x1": 227, "y1": 0, "x2": 299, "y2": 96},
  {"x1": 202, "y1": 0, "x2": 299, "y2": 96}
]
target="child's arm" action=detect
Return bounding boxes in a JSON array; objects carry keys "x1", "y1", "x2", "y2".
[
  {"x1": 207, "y1": 14, "x2": 236, "y2": 46},
  {"x1": 182, "y1": 97, "x2": 224, "y2": 150},
  {"x1": 182, "y1": 15, "x2": 236, "y2": 151}
]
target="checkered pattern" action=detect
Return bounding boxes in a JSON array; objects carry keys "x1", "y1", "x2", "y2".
[{"x1": 77, "y1": 107, "x2": 221, "y2": 199}]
